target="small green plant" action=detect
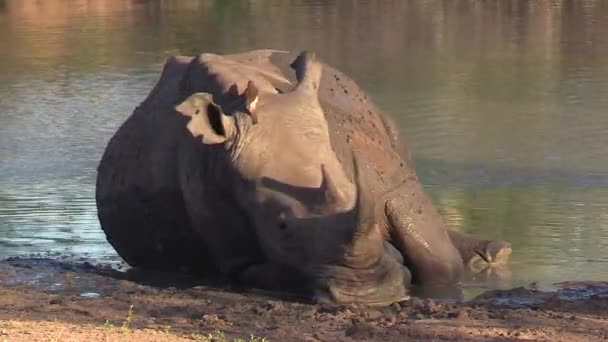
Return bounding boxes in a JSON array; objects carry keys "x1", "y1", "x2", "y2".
[
  {"x1": 190, "y1": 329, "x2": 225, "y2": 341},
  {"x1": 189, "y1": 332, "x2": 205, "y2": 341},
  {"x1": 213, "y1": 329, "x2": 226, "y2": 339},
  {"x1": 248, "y1": 335, "x2": 269, "y2": 342},
  {"x1": 103, "y1": 304, "x2": 134, "y2": 332},
  {"x1": 121, "y1": 304, "x2": 134, "y2": 332},
  {"x1": 162, "y1": 324, "x2": 172, "y2": 334},
  {"x1": 233, "y1": 335, "x2": 269, "y2": 342},
  {"x1": 189, "y1": 329, "x2": 268, "y2": 342}
]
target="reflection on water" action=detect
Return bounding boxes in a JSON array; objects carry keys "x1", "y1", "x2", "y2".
[
  {"x1": 0, "y1": 178, "x2": 116, "y2": 262},
  {"x1": 436, "y1": 184, "x2": 608, "y2": 294},
  {"x1": 1, "y1": 0, "x2": 608, "y2": 293}
]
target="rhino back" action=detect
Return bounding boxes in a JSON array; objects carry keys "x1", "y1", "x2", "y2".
[
  {"x1": 262, "y1": 51, "x2": 415, "y2": 202},
  {"x1": 319, "y1": 65, "x2": 414, "y2": 195},
  {"x1": 96, "y1": 56, "x2": 217, "y2": 274}
]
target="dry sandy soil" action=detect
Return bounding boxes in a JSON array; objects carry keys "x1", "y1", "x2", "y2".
[{"x1": 0, "y1": 257, "x2": 607, "y2": 341}]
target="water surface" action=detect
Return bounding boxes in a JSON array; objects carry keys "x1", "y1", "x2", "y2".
[{"x1": 1, "y1": 0, "x2": 608, "y2": 295}]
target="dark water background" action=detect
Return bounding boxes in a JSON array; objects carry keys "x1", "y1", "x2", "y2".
[{"x1": 1, "y1": 0, "x2": 608, "y2": 295}]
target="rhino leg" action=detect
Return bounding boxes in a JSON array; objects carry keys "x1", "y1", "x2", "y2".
[
  {"x1": 385, "y1": 191, "x2": 464, "y2": 286},
  {"x1": 447, "y1": 230, "x2": 512, "y2": 267}
]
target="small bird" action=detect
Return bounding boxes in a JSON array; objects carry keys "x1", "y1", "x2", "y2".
[{"x1": 244, "y1": 80, "x2": 259, "y2": 124}]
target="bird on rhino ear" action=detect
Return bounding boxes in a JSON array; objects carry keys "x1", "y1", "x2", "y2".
[
  {"x1": 244, "y1": 81, "x2": 259, "y2": 123},
  {"x1": 175, "y1": 92, "x2": 234, "y2": 145},
  {"x1": 225, "y1": 81, "x2": 259, "y2": 124}
]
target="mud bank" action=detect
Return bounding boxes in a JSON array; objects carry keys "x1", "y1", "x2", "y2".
[{"x1": 0, "y1": 257, "x2": 607, "y2": 341}]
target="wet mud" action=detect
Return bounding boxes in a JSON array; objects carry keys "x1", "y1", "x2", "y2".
[{"x1": 1, "y1": 256, "x2": 607, "y2": 341}]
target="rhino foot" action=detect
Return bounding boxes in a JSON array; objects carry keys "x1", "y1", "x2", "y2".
[
  {"x1": 446, "y1": 229, "x2": 512, "y2": 269},
  {"x1": 467, "y1": 240, "x2": 512, "y2": 269}
]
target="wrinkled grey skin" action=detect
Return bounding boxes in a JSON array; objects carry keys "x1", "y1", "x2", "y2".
[{"x1": 96, "y1": 50, "x2": 511, "y2": 305}]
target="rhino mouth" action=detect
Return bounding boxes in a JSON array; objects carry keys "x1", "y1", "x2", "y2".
[
  {"x1": 305, "y1": 241, "x2": 411, "y2": 305},
  {"x1": 311, "y1": 254, "x2": 410, "y2": 306}
]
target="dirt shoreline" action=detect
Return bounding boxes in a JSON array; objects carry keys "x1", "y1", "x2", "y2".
[{"x1": 0, "y1": 258, "x2": 607, "y2": 341}]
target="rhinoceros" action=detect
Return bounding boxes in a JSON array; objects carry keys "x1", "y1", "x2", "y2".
[{"x1": 96, "y1": 50, "x2": 511, "y2": 305}]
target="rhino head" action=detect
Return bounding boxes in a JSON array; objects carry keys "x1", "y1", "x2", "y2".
[{"x1": 175, "y1": 52, "x2": 409, "y2": 305}]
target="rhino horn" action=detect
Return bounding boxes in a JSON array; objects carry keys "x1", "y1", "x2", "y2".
[
  {"x1": 352, "y1": 154, "x2": 376, "y2": 236},
  {"x1": 320, "y1": 164, "x2": 348, "y2": 209},
  {"x1": 321, "y1": 155, "x2": 376, "y2": 236}
]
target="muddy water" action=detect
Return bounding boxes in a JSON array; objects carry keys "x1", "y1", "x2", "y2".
[{"x1": 1, "y1": 0, "x2": 608, "y2": 298}]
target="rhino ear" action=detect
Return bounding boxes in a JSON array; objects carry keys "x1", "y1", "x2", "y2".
[{"x1": 175, "y1": 93, "x2": 235, "y2": 145}]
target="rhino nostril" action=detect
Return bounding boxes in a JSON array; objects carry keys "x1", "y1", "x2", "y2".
[{"x1": 278, "y1": 222, "x2": 288, "y2": 230}]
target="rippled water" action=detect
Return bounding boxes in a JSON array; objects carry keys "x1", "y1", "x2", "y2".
[{"x1": 1, "y1": 0, "x2": 608, "y2": 294}]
